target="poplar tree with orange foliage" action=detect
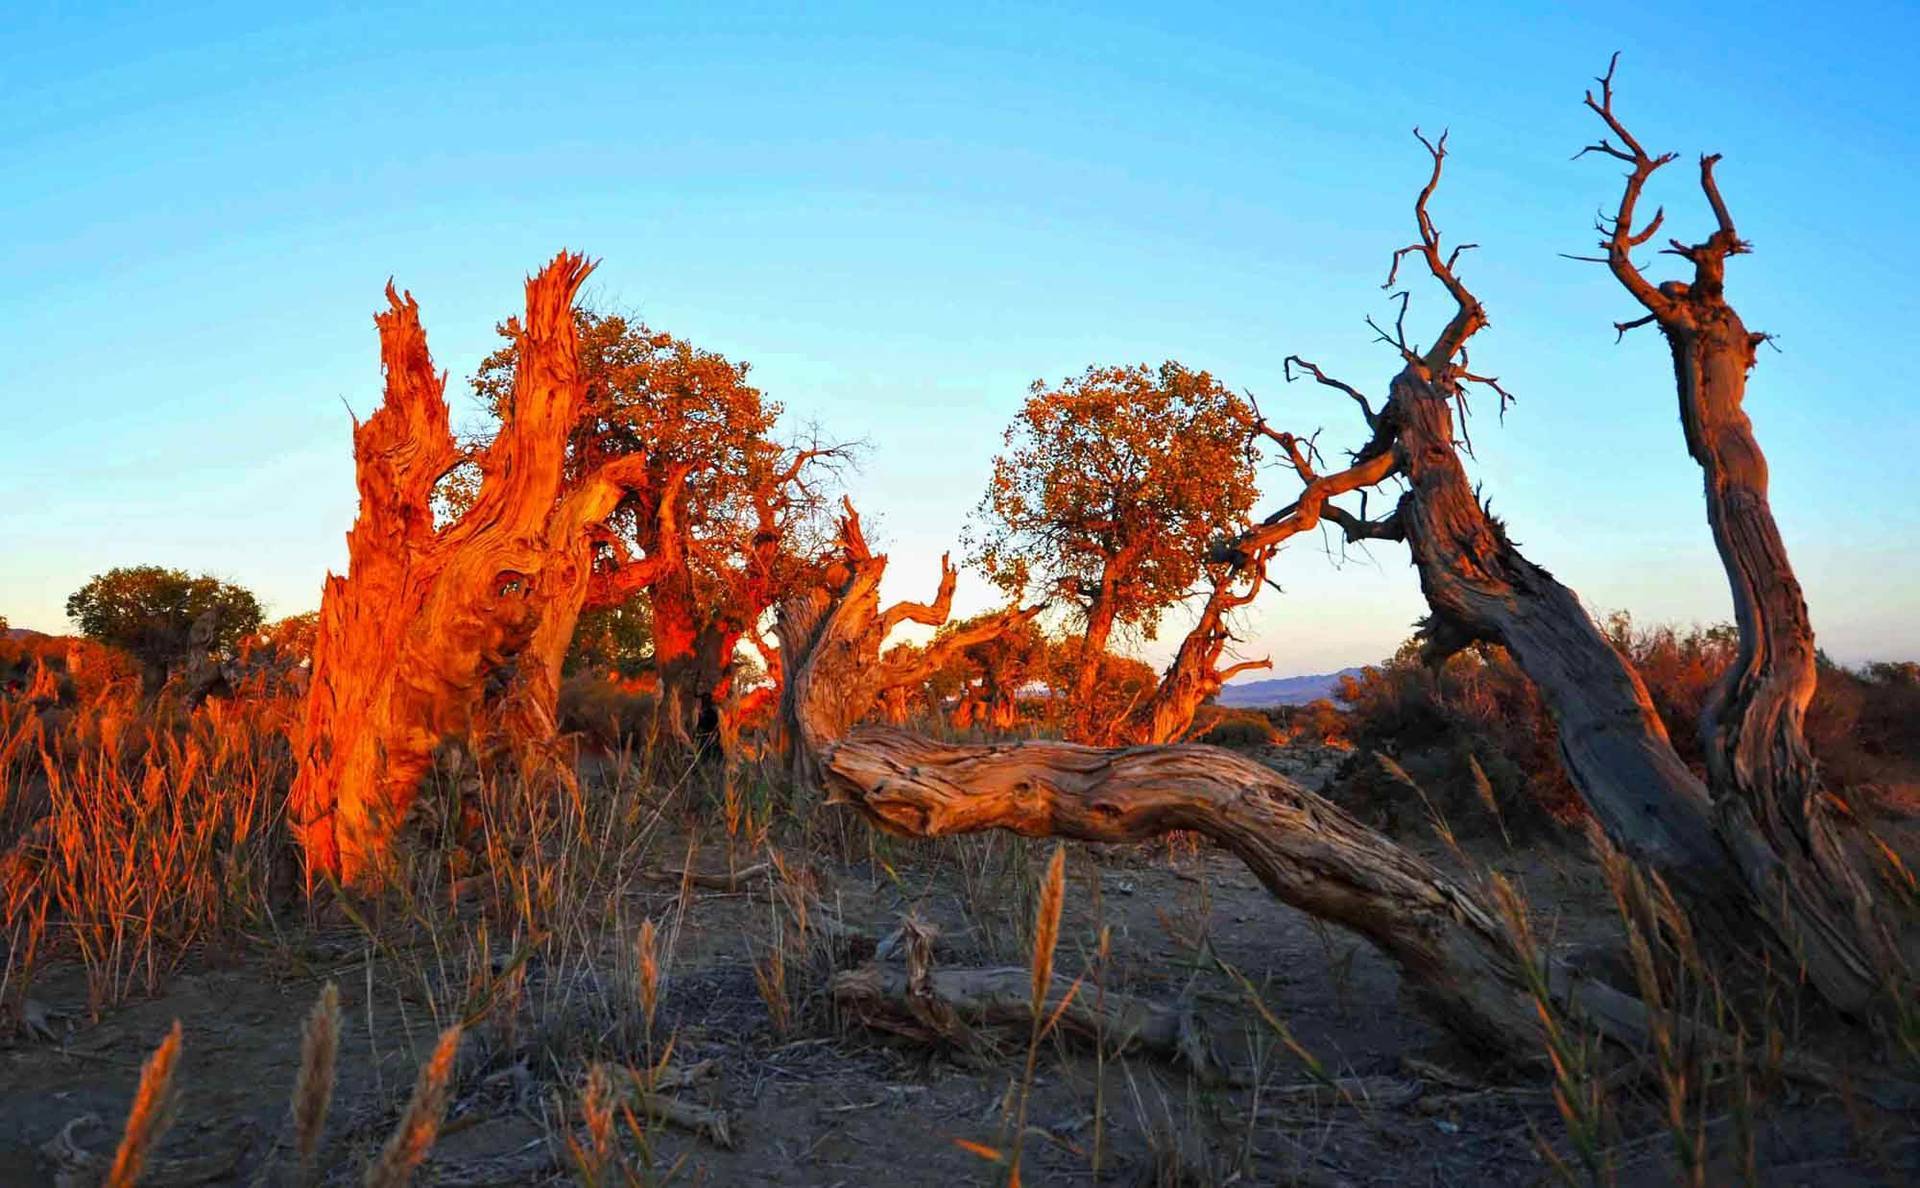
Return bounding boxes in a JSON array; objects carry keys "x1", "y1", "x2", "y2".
[
  {"x1": 471, "y1": 310, "x2": 847, "y2": 755},
  {"x1": 966, "y1": 362, "x2": 1258, "y2": 738}
]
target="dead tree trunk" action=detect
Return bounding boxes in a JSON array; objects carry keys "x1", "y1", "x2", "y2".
[
  {"x1": 1224, "y1": 133, "x2": 1741, "y2": 914},
  {"x1": 1221, "y1": 97, "x2": 1905, "y2": 1016},
  {"x1": 771, "y1": 500, "x2": 1041, "y2": 796},
  {"x1": 1577, "y1": 59, "x2": 1902, "y2": 1008},
  {"x1": 290, "y1": 253, "x2": 655, "y2": 886}
]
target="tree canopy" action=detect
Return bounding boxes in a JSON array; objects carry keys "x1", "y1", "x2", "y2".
[
  {"x1": 968, "y1": 362, "x2": 1258, "y2": 636},
  {"x1": 66, "y1": 565, "x2": 263, "y2": 690},
  {"x1": 967, "y1": 361, "x2": 1258, "y2": 731},
  {"x1": 470, "y1": 308, "x2": 846, "y2": 748}
]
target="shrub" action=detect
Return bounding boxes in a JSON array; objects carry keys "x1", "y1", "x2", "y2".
[
  {"x1": 1337, "y1": 616, "x2": 1920, "y2": 836},
  {"x1": 1335, "y1": 638, "x2": 1578, "y2": 837},
  {"x1": 1193, "y1": 707, "x2": 1279, "y2": 748},
  {"x1": 557, "y1": 670, "x2": 659, "y2": 752}
]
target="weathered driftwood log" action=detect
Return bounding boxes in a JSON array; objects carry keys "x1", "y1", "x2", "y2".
[
  {"x1": 1576, "y1": 57, "x2": 1904, "y2": 1010},
  {"x1": 834, "y1": 963, "x2": 1224, "y2": 1081},
  {"x1": 290, "y1": 253, "x2": 659, "y2": 886},
  {"x1": 819, "y1": 727, "x2": 1652, "y2": 1058}
]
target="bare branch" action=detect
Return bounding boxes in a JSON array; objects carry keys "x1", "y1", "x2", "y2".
[
  {"x1": 1578, "y1": 53, "x2": 1680, "y2": 317},
  {"x1": 1283, "y1": 355, "x2": 1379, "y2": 428},
  {"x1": 1322, "y1": 503, "x2": 1406, "y2": 543},
  {"x1": 880, "y1": 552, "x2": 958, "y2": 635}
]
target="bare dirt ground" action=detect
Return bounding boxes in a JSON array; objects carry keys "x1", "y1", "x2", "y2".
[{"x1": 2, "y1": 748, "x2": 1911, "y2": 1186}]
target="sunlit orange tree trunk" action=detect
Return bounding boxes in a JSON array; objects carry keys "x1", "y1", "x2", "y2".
[
  {"x1": 470, "y1": 314, "x2": 843, "y2": 761},
  {"x1": 290, "y1": 254, "x2": 656, "y2": 887}
]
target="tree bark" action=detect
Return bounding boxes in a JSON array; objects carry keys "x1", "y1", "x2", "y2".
[
  {"x1": 290, "y1": 253, "x2": 653, "y2": 886},
  {"x1": 1068, "y1": 573, "x2": 1120, "y2": 737},
  {"x1": 1386, "y1": 363, "x2": 1743, "y2": 908}
]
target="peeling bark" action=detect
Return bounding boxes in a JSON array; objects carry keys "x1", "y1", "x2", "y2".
[{"x1": 290, "y1": 253, "x2": 656, "y2": 886}]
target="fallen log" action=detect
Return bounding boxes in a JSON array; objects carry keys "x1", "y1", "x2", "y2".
[
  {"x1": 833, "y1": 963, "x2": 1225, "y2": 1082},
  {"x1": 820, "y1": 726, "x2": 1650, "y2": 1061}
]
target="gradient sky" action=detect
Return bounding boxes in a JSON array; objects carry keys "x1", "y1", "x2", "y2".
[{"x1": 4, "y1": 2, "x2": 1916, "y2": 675}]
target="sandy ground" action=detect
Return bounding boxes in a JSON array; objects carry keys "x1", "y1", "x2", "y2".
[{"x1": 1, "y1": 750, "x2": 1911, "y2": 1186}]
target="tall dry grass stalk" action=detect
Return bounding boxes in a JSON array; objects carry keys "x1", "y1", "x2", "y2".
[
  {"x1": 566, "y1": 1062, "x2": 617, "y2": 1185},
  {"x1": 2, "y1": 686, "x2": 297, "y2": 1015},
  {"x1": 1007, "y1": 844, "x2": 1069, "y2": 1187},
  {"x1": 364, "y1": 1024, "x2": 462, "y2": 1188},
  {"x1": 1486, "y1": 872, "x2": 1612, "y2": 1185},
  {"x1": 105, "y1": 1019, "x2": 183, "y2": 1188},
  {"x1": 293, "y1": 981, "x2": 342, "y2": 1176},
  {"x1": 636, "y1": 916, "x2": 660, "y2": 1046}
]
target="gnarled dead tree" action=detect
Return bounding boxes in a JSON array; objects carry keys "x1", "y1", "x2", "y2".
[
  {"x1": 772, "y1": 500, "x2": 1043, "y2": 795},
  {"x1": 290, "y1": 253, "x2": 661, "y2": 886},
  {"x1": 1575, "y1": 57, "x2": 1906, "y2": 1008},
  {"x1": 1221, "y1": 131, "x2": 1746, "y2": 919},
  {"x1": 1214, "y1": 77, "x2": 1905, "y2": 1013}
]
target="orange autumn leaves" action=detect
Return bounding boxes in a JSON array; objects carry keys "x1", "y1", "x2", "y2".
[{"x1": 966, "y1": 362, "x2": 1261, "y2": 733}]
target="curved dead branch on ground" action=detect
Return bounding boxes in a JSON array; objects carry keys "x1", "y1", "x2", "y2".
[
  {"x1": 290, "y1": 253, "x2": 665, "y2": 886},
  {"x1": 818, "y1": 726, "x2": 1652, "y2": 1059}
]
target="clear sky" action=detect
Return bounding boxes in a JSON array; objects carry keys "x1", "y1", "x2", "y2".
[{"x1": 3, "y1": 2, "x2": 1916, "y2": 674}]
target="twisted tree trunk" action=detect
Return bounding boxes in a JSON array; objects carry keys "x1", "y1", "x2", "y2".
[
  {"x1": 290, "y1": 254, "x2": 653, "y2": 886},
  {"x1": 1123, "y1": 554, "x2": 1272, "y2": 745},
  {"x1": 1386, "y1": 363, "x2": 1742, "y2": 908},
  {"x1": 1577, "y1": 66, "x2": 1905, "y2": 1007}
]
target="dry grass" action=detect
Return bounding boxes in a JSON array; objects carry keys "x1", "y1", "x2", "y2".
[
  {"x1": 105, "y1": 1018, "x2": 183, "y2": 1188},
  {"x1": 2, "y1": 684, "x2": 296, "y2": 1018},
  {"x1": 293, "y1": 980, "x2": 342, "y2": 1177},
  {"x1": 364, "y1": 1023, "x2": 462, "y2": 1188},
  {"x1": 3, "y1": 660, "x2": 1913, "y2": 1184}
]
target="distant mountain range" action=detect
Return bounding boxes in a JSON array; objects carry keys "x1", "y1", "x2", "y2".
[{"x1": 1215, "y1": 667, "x2": 1364, "y2": 708}]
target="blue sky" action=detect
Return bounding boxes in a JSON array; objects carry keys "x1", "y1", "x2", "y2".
[{"x1": 3, "y1": 2, "x2": 1916, "y2": 672}]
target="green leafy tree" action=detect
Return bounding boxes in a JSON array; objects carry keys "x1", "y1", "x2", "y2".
[{"x1": 66, "y1": 566, "x2": 263, "y2": 694}]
